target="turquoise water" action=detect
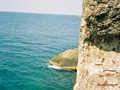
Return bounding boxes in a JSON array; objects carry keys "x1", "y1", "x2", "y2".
[{"x1": 0, "y1": 12, "x2": 80, "y2": 90}]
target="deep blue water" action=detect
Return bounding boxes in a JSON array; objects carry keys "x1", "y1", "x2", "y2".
[{"x1": 0, "y1": 12, "x2": 80, "y2": 90}]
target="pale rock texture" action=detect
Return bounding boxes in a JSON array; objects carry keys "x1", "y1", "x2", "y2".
[
  {"x1": 74, "y1": 0, "x2": 120, "y2": 90},
  {"x1": 49, "y1": 48, "x2": 78, "y2": 71}
]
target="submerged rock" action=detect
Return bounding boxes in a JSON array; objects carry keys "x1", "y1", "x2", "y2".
[{"x1": 49, "y1": 48, "x2": 78, "y2": 71}]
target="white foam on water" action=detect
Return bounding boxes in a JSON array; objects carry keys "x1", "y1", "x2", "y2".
[{"x1": 48, "y1": 65, "x2": 61, "y2": 70}]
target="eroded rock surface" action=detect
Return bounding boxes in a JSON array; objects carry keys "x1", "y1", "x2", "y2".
[
  {"x1": 49, "y1": 48, "x2": 78, "y2": 71},
  {"x1": 74, "y1": 0, "x2": 120, "y2": 90}
]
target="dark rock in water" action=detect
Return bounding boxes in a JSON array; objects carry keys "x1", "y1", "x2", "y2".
[{"x1": 49, "y1": 48, "x2": 78, "y2": 71}]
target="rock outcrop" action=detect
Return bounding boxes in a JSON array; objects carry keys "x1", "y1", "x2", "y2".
[
  {"x1": 74, "y1": 0, "x2": 120, "y2": 90},
  {"x1": 49, "y1": 48, "x2": 78, "y2": 71}
]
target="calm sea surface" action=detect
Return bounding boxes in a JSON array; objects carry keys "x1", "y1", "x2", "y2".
[{"x1": 0, "y1": 12, "x2": 80, "y2": 90}]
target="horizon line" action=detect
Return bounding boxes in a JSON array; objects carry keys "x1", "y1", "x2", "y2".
[{"x1": 0, "y1": 10, "x2": 81, "y2": 16}]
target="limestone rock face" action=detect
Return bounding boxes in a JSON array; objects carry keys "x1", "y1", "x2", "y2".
[
  {"x1": 49, "y1": 48, "x2": 78, "y2": 71},
  {"x1": 74, "y1": 0, "x2": 120, "y2": 90}
]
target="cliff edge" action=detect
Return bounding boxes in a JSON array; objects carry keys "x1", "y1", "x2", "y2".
[{"x1": 74, "y1": 0, "x2": 120, "y2": 90}]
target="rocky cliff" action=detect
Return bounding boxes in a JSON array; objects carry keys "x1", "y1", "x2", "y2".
[{"x1": 74, "y1": 0, "x2": 120, "y2": 90}]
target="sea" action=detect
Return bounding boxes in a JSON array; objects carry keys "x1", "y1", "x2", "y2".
[{"x1": 0, "y1": 12, "x2": 80, "y2": 90}]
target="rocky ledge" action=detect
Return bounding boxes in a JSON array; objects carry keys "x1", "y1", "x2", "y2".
[{"x1": 49, "y1": 48, "x2": 78, "y2": 71}]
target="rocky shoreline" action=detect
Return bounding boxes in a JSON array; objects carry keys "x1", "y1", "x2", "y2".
[{"x1": 49, "y1": 48, "x2": 78, "y2": 71}]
